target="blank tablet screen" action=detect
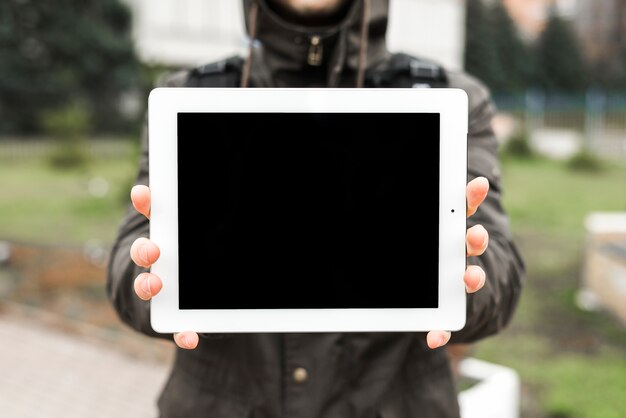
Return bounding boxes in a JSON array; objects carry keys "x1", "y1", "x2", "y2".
[{"x1": 176, "y1": 112, "x2": 439, "y2": 309}]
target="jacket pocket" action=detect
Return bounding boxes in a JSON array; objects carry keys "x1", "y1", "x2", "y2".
[{"x1": 157, "y1": 369, "x2": 252, "y2": 418}]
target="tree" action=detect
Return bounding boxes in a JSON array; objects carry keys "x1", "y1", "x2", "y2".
[
  {"x1": 0, "y1": 0, "x2": 141, "y2": 134},
  {"x1": 464, "y1": 0, "x2": 500, "y2": 91},
  {"x1": 533, "y1": 11, "x2": 588, "y2": 92},
  {"x1": 464, "y1": 0, "x2": 533, "y2": 94},
  {"x1": 489, "y1": 1, "x2": 534, "y2": 93}
]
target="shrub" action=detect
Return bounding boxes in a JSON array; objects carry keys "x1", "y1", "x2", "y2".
[
  {"x1": 565, "y1": 149, "x2": 605, "y2": 173},
  {"x1": 501, "y1": 129, "x2": 534, "y2": 159},
  {"x1": 41, "y1": 103, "x2": 91, "y2": 169}
]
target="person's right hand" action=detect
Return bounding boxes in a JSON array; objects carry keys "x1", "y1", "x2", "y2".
[{"x1": 129, "y1": 184, "x2": 199, "y2": 350}]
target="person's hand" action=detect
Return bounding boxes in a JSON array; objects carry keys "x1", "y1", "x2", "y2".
[
  {"x1": 129, "y1": 177, "x2": 489, "y2": 350},
  {"x1": 426, "y1": 176, "x2": 490, "y2": 349},
  {"x1": 129, "y1": 185, "x2": 199, "y2": 350}
]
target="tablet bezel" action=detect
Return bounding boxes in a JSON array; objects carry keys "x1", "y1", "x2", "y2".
[{"x1": 148, "y1": 87, "x2": 468, "y2": 333}]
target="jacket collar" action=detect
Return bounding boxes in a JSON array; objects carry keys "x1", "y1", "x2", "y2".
[{"x1": 241, "y1": 0, "x2": 390, "y2": 87}]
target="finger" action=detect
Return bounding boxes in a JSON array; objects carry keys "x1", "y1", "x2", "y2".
[
  {"x1": 427, "y1": 330, "x2": 452, "y2": 349},
  {"x1": 133, "y1": 272, "x2": 163, "y2": 301},
  {"x1": 466, "y1": 177, "x2": 489, "y2": 218},
  {"x1": 464, "y1": 265, "x2": 486, "y2": 293},
  {"x1": 174, "y1": 331, "x2": 199, "y2": 349},
  {"x1": 131, "y1": 185, "x2": 151, "y2": 219},
  {"x1": 466, "y1": 224, "x2": 489, "y2": 257},
  {"x1": 130, "y1": 237, "x2": 161, "y2": 268}
]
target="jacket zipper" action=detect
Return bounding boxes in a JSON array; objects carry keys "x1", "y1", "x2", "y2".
[{"x1": 307, "y1": 35, "x2": 323, "y2": 66}]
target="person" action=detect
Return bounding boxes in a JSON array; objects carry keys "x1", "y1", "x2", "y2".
[{"x1": 106, "y1": 0, "x2": 526, "y2": 416}]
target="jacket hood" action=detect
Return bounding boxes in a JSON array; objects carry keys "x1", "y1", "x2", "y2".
[{"x1": 240, "y1": 0, "x2": 391, "y2": 87}]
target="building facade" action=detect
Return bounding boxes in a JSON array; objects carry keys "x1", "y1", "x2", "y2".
[
  {"x1": 122, "y1": 0, "x2": 466, "y2": 71},
  {"x1": 572, "y1": 0, "x2": 626, "y2": 82}
]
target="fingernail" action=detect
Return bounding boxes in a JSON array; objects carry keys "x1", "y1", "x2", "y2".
[
  {"x1": 181, "y1": 335, "x2": 189, "y2": 348},
  {"x1": 141, "y1": 276, "x2": 151, "y2": 295},
  {"x1": 479, "y1": 270, "x2": 486, "y2": 288},
  {"x1": 438, "y1": 335, "x2": 446, "y2": 347},
  {"x1": 140, "y1": 245, "x2": 149, "y2": 264}
]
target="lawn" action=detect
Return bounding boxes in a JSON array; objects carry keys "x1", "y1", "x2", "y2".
[
  {"x1": 0, "y1": 140, "x2": 139, "y2": 246},
  {"x1": 2, "y1": 139, "x2": 626, "y2": 418},
  {"x1": 474, "y1": 153, "x2": 626, "y2": 418}
]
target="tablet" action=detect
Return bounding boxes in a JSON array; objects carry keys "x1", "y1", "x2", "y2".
[{"x1": 148, "y1": 87, "x2": 468, "y2": 333}]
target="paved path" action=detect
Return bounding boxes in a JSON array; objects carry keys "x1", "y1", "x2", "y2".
[{"x1": 0, "y1": 314, "x2": 171, "y2": 418}]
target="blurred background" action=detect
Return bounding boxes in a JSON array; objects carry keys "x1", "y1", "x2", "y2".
[{"x1": 1, "y1": 0, "x2": 626, "y2": 417}]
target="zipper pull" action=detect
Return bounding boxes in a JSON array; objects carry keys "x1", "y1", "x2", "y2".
[{"x1": 307, "y1": 35, "x2": 323, "y2": 66}]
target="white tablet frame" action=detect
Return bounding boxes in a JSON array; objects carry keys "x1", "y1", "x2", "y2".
[{"x1": 148, "y1": 87, "x2": 468, "y2": 333}]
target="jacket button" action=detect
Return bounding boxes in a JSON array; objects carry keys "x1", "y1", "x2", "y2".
[{"x1": 293, "y1": 367, "x2": 308, "y2": 383}]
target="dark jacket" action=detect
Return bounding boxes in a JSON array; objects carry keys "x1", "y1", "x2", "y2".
[{"x1": 106, "y1": 1, "x2": 525, "y2": 417}]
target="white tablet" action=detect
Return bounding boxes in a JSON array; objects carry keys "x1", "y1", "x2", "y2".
[{"x1": 148, "y1": 87, "x2": 468, "y2": 333}]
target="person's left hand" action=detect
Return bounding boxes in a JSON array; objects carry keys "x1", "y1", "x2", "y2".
[{"x1": 426, "y1": 176, "x2": 489, "y2": 349}]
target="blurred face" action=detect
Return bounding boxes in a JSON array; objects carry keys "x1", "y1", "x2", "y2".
[{"x1": 267, "y1": 0, "x2": 354, "y2": 25}]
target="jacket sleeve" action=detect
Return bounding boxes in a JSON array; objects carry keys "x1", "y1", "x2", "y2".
[
  {"x1": 448, "y1": 71, "x2": 526, "y2": 343},
  {"x1": 105, "y1": 70, "x2": 190, "y2": 340}
]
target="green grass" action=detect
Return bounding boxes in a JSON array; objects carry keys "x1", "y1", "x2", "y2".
[
  {"x1": 477, "y1": 337, "x2": 626, "y2": 418},
  {"x1": 473, "y1": 153, "x2": 626, "y2": 418},
  {"x1": 0, "y1": 146, "x2": 138, "y2": 245},
  {"x1": 501, "y1": 155, "x2": 626, "y2": 240}
]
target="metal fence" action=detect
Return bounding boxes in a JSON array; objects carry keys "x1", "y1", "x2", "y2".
[
  {"x1": 493, "y1": 90, "x2": 626, "y2": 159},
  {"x1": 0, "y1": 137, "x2": 136, "y2": 161}
]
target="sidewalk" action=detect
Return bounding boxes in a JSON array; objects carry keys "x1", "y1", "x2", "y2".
[{"x1": 0, "y1": 312, "x2": 171, "y2": 418}]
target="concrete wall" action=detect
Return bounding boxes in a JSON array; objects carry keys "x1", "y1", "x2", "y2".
[
  {"x1": 123, "y1": 0, "x2": 246, "y2": 68},
  {"x1": 387, "y1": 0, "x2": 466, "y2": 70}
]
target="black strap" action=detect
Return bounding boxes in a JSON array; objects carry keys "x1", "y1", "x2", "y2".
[
  {"x1": 185, "y1": 56, "x2": 244, "y2": 88},
  {"x1": 366, "y1": 53, "x2": 449, "y2": 88}
]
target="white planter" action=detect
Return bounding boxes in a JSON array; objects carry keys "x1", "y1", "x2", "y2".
[{"x1": 458, "y1": 357, "x2": 521, "y2": 418}]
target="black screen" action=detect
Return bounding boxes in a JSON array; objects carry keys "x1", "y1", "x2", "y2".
[{"x1": 177, "y1": 113, "x2": 439, "y2": 309}]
